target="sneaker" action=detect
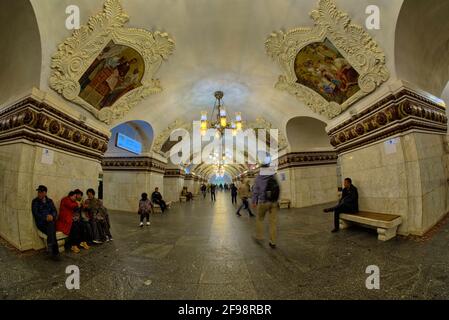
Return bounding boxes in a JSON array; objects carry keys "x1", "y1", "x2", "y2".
[
  {"x1": 80, "y1": 242, "x2": 90, "y2": 250},
  {"x1": 105, "y1": 236, "x2": 111, "y2": 242},
  {"x1": 269, "y1": 242, "x2": 276, "y2": 249},
  {"x1": 146, "y1": 222, "x2": 150, "y2": 226},
  {"x1": 93, "y1": 240, "x2": 103, "y2": 244},
  {"x1": 71, "y1": 246, "x2": 80, "y2": 253},
  {"x1": 236, "y1": 212, "x2": 241, "y2": 216},
  {"x1": 140, "y1": 222, "x2": 144, "y2": 227}
]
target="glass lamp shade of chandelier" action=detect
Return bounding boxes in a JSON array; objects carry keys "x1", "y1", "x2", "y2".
[{"x1": 200, "y1": 91, "x2": 243, "y2": 137}]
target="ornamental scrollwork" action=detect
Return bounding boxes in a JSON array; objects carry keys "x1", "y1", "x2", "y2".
[
  {"x1": 265, "y1": 0, "x2": 389, "y2": 119},
  {"x1": 49, "y1": 0, "x2": 175, "y2": 124}
]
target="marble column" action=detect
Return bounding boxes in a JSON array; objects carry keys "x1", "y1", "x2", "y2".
[
  {"x1": 0, "y1": 94, "x2": 109, "y2": 251},
  {"x1": 277, "y1": 152, "x2": 339, "y2": 208},
  {"x1": 329, "y1": 86, "x2": 448, "y2": 236},
  {"x1": 163, "y1": 168, "x2": 185, "y2": 203},
  {"x1": 102, "y1": 156, "x2": 167, "y2": 212},
  {"x1": 184, "y1": 174, "x2": 194, "y2": 193},
  {"x1": 193, "y1": 175, "x2": 201, "y2": 195}
]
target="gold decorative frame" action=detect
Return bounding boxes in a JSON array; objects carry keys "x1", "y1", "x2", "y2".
[
  {"x1": 265, "y1": 0, "x2": 389, "y2": 119},
  {"x1": 49, "y1": 0, "x2": 175, "y2": 124}
]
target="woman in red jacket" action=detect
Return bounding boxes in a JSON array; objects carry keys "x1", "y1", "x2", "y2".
[{"x1": 57, "y1": 191, "x2": 89, "y2": 253}]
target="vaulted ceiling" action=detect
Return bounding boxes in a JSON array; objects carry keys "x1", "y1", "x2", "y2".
[{"x1": 1, "y1": 0, "x2": 449, "y2": 179}]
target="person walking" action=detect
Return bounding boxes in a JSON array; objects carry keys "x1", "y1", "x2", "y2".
[
  {"x1": 230, "y1": 183, "x2": 238, "y2": 204},
  {"x1": 252, "y1": 159, "x2": 280, "y2": 248},
  {"x1": 201, "y1": 183, "x2": 207, "y2": 199},
  {"x1": 210, "y1": 184, "x2": 216, "y2": 202},
  {"x1": 237, "y1": 180, "x2": 254, "y2": 217}
]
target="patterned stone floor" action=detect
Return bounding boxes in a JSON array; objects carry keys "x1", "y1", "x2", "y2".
[{"x1": 1, "y1": 191, "x2": 449, "y2": 300}]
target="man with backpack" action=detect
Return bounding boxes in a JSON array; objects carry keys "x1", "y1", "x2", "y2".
[{"x1": 251, "y1": 157, "x2": 280, "y2": 248}]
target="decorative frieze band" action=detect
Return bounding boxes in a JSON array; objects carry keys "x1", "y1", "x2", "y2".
[
  {"x1": 102, "y1": 157, "x2": 166, "y2": 174},
  {"x1": 278, "y1": 152, "x2": 338, "y2": 170},
  {"x1": 184, "y1": 174, "x2": 194, "y2": 181},
  {"x1": 0, "y1": 97, "x2": 109, "y2": 161},
  {"x1": 328, "y1": 89, "x2": 447, "y2": 153},
  {"x1": 164, "y1": 169, "x2": 185, "y2": 178}
]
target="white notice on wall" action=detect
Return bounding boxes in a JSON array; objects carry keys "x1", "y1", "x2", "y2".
[
  {"x1": 41, "y1": 148, "x2": 54, "y2": 165},
  {"x1": 384, "y1": 138, "x2": 398, "y2": 155}
]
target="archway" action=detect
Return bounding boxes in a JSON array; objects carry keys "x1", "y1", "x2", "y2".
[
  {"x1": 0, "y1": 0, "x2": 41, "y2": 107},
  {"x1": 286, "y1": 116, "x2": 333, "y2": 152},
  {"x1": 395, "y1": 0, "x2": 449, "y2": 97},
  {"x1": 106, "y1": 120, "x2": 154, "y2": 156},
  {"x1": 281, "y1": 116, "x2": 338, "y2": 208}
]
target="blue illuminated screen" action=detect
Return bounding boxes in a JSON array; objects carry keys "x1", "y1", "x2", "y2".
[{"x1": 116, "y1": 132, "x2": 142, "y2": 155}]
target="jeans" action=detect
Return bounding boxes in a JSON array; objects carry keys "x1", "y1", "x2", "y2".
[
  {"x1": 68, "y1": 220, "x2": 86, "y2": 247},
  {"x1": 211, "y1": 192, "x2": 216, "y2": 201},
  {"x1": 237, "y1": 198, "x2": 252, "y2": 215},
  {"x1": 140, "y1": 212, "x2": 150, "y2": 223},
  {"x1": 231, "y1": 194, "x2": 237, "y2": 204},
  {"x1": 153, "y1": 199, "x2": 167, "y2": 212},
  {"x1": 330, "y1": 204, "x2": 355, "y2": 230},
  {"x1": 37, "y1": 221, "x2": 59, "y2": 256}
]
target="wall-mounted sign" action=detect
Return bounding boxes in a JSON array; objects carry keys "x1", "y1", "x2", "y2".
[
  {"x1": 41, "y1": 148, "x2": 54, "y2": 165},
  {"x1": 116, "y1": 132, "x2": 142, "y2": 155},
  {"x1": 384, "y1": 138, "x2": 399, "y2": 155}
]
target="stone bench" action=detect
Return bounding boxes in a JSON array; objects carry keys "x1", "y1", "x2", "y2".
[
  {"x1": 153, "y1": 201, "x2": 172, "y2": 213},
  {"x1": 153, "y1": 204, "x2": 163, "y2": 214},
  {"x1": 279, "y1": 199, "x2": 291, "y2": 209},
  {"x1": 339, "y1": 211, "x2": 402, "y2": 241},
  {"x1": 37, "y1": 230, "x2": 68, "y2": 253}
]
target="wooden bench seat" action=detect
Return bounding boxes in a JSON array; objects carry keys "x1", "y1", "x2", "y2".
[
  {"x1": 153, "y1": 201, "x2": 172, "y2": 213},
  {"x1": 279, "y1": 199, "x2": 291, "y2": 209},
  {"x1": 339, "y1": 211, "x2": 402, "y2": 241},
  {"x1": 37, "y1": 230, "x2": 68, "y2": 252}
]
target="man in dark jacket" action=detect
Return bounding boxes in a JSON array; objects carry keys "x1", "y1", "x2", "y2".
[
  {"x1": 324, "y1": 178, "x2": 359, "y2": 233},
  {"x1": 32, "y1": 185, "x2": 59, "y2": 258},
  {"x1": 151, "y1": 187, "x2": 167, "y2": 212}
]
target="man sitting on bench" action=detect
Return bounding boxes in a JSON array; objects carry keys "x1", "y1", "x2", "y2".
[
  {"x1": 32, "y1": 185, "x2": 59, "y2": 260},
  {"x1": 323, "y1": 178, "x2": 358, "y2": 233},
  {"x1": 152, "y1": 187, "x2": 167, "y2": 212}
]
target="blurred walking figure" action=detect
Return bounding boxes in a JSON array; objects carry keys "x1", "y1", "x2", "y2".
[
  {"x1": 230, "y1": 183, "x2": 238, "y2": 204},
  {"x1": 210, "y1": 184, "x2": 216, "y2": 202},
  {"x1": 237, "y1": 180, "x2": 254, "y2": 217},
  {"x1": 252, "y1": 157, "x2": 280, "y2": 248}
]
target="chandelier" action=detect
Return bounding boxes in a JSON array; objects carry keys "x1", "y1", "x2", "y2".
[{"x1": 200, "y1": 91, "x2": 243, "y2": 137}]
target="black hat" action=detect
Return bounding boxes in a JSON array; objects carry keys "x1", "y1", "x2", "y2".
[{"x1": 36, "y1": 185, "x2": 47, "y2": 192}]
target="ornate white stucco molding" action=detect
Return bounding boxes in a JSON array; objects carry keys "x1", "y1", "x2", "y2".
[
  {"x1": 49, "y1": 0, "x2": 175, "y2": 124},
  {"x1": 152, "y1": 119, "x2": 191, "y2": 155},
  {"x1": 265, "y1": 0, "x2": 389, "y2": 119}
]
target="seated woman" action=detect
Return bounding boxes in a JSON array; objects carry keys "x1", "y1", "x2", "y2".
[
  {"x1": 181, "y1": 187, "x2": 193, "y2": 201},
  {"x1": 57, "y1": 191, "x2": 90, "y2": 253},
  {"x1": 84, "y1": 188, "x2": 113, "y2": 242}
]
